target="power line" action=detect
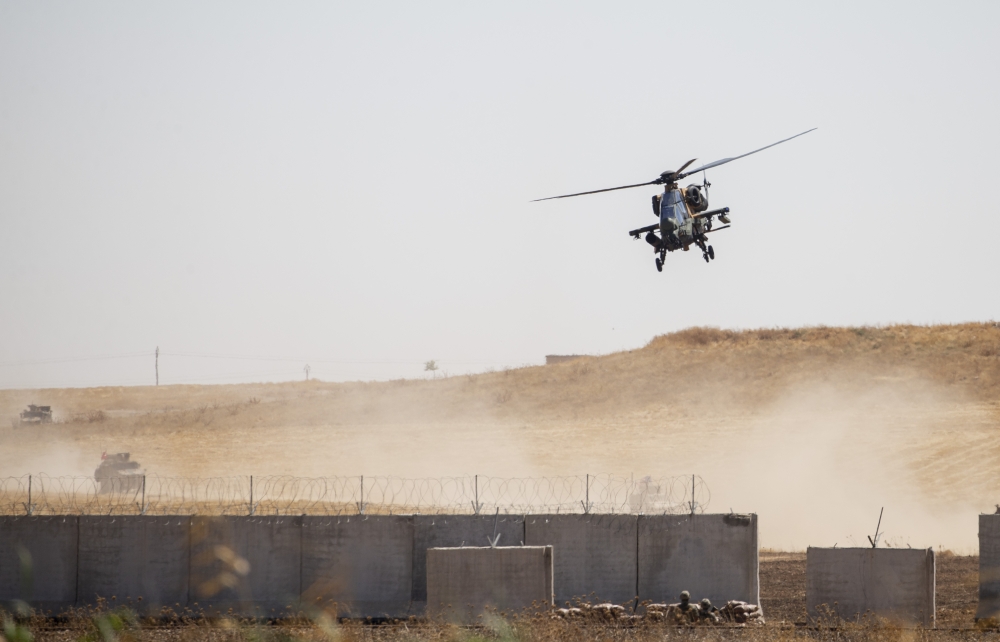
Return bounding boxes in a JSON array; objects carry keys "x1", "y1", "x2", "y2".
[
  {"x1": 0, "y1": 348, "x2": 529, "y2": 390},
  {"x1": 0, "y1": 352, "x2": 153, "y2": 368},
  {"x1": 161, "y1": 351, "x2": 419, "y2": 364},
  {"x1": 0, "y1": 350, "x2": 514, "y2": 368},
  {"x1": 0, "y1": 358, "x2": 527, "y2": 389},
  {"x1": 159, "y1": 351, "x2": 506, "y2": 366},
  {"x1": 0, "y1": 369, "x2": 309, "y2": 389}
]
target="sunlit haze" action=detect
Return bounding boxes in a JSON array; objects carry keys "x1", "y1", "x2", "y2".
[{"x1": 2, "y1": 1, "x2": 998, "y2": 387}]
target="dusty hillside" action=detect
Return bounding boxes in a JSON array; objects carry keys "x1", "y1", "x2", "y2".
[{"x1": 1, "y1": 323, "x2": 999, "y2": 549}]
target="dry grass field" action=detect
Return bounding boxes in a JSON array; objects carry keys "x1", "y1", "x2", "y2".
[{"x1": 1, "y1": 323, "x2": 999, "y2": 549}]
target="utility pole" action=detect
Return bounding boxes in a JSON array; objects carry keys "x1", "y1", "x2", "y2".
[
  {"x1": 690, "y1": 474, "x2": 696, "y2": 515},
  {"x1": 155, "y1": 347, "x2": 159, "y2": 386},
  {"x1": 304, "y1": 364, "x2": 311, "y2": 381}
]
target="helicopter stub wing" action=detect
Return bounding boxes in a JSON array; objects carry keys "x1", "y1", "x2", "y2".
[
  {"x1": 692, "y1": 207, "x2": 730, "y2": 219},
  {"x1": 629, "y1": 223, "x2": 660, "y2": 238}
]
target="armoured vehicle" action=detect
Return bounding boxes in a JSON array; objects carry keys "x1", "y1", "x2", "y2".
[
  {"x1": 94, "y1": 452, "x2": 144, "y2": 494},
  {"x1": 19, "y1": 405, "x2": 53, "y2": 425}
]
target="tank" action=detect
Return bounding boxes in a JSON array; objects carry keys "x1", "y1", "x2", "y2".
[
  {"x1": 94, "y1": 452, "x2": 144, "y2": 494},
  {"x1": 19, "y1": 405, "x2": 53, "y2": 425}
]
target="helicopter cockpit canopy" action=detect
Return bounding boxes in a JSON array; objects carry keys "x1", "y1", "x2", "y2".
[{"x1": 660, "y1": 189, "x2": 689, "y2": 224}]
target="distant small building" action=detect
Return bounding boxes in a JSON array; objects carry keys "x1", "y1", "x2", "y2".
[{"x1": 545, "y1": 355, "x2": 586, "y2": 365}]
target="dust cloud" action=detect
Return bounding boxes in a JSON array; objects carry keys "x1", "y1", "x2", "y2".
[
  {"x1": 691, "y1": 377, "x2": 989, "y2": 553},
  {"x1": 2, "y1": 324, "x2": 998, "y2": 551}
]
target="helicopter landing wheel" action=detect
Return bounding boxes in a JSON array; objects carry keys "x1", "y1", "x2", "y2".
[
  {"x1": 703, "y1": 253, "x2": 710, "y2": 263},
  {"x1": 655, "y1": 257, "x2": 663, "y2": 273},
  {"x1": 708, "y1": 245, "x2": 715, "y2": 260}
]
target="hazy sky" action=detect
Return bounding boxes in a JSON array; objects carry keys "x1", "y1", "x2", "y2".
[{"x1": 1, "y1": 1, "x2": 998, "y2": 388}]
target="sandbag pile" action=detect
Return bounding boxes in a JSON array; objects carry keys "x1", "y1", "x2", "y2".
[
  {"x1": 553, "y1": 603, "x2": 629, "y2": 622},
  {"x1": 552, "y1": 599, "x2": 764, "y2": 626},
  {"x1": 719, "y1": 600, "x2": 765, "y2": 625},
  {"x1": 644, "y1": 603, "x2": 670, "y2": 620}
]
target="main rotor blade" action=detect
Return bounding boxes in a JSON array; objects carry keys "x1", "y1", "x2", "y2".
[
  {"x1": 531, "y1": 180, "x2": 660, "y2": 202},
  {"x1": 678, "y1": 128, "x2": 816, "y2": 178},
  {"x1": 672, "y1": 158, "x2": 697, "y2": 175}
]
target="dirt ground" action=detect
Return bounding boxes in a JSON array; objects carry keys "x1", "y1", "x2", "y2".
[
  {"x1": 7, "y1": 551, "x2": 989, "y2": 641},
  {"x1": 17, "y1": 553, "x2": 992, "y2": 642},
  {"x1": 759, "y1": 551, "x2": 980, "y2": 627}
]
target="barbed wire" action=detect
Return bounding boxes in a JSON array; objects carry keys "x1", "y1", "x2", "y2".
[{"x1": 0, "y1": 474, "x2": 709, "y2": 517}]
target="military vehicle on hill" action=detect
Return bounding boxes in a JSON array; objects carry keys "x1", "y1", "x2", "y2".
[
  {"x1": 19, "y1": 405, "x2": 53, "y2": 425},
  {"x1": 94, "y1": 452, "x2": 144, "y2": 494}
]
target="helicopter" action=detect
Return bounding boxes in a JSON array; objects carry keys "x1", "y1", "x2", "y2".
[{"x1": 533, "y1": 128, "x2": 815, "y2": 272}]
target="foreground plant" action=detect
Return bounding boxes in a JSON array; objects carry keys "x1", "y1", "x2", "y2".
[{"x1": 2, "y1": 600, "x2": 34, "y2": 642}]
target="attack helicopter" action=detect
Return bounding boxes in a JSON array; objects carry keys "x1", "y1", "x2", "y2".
[{"x1": 533, "y1": 129, "x2": 815, "y2": 272}]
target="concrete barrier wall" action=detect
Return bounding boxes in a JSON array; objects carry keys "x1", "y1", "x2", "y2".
[
  {"x1": 78, "y1": 516, "x2": 190, "y2": 614},
  {"x1": 302, "y1": 516, "x2": 413, "y2": 618},
  {"x1": 427, "y1": 546, "x2": 553, "y2": 623},
  {"x1": 806, "y1": 547, "x2": 935, "y2": 626},
  {"x1": 0, "y1": 513, "x2": 760, "y2": 618},
  {"x1": 525, "y1": 514, "x2": 638, "y2": 605},
  {"x1": 978, "y1": 514, "x2": 1000, "y2": 621},
  {"x1": 638, "y1": 514, "x2": 758, "y2": 607},
  {"x1": 0, "y1": 516, "x2": 78, "y2": 612},
  {"x1": 412, "y1": 514, "x2": 525, "y2": 608},
  {"x1": 190, "y1": 516, "x2": 302, "y2": 615}
]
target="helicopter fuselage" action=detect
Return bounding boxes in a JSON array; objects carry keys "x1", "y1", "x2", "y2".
[
  {"x1": 658, "y1": 186, "x2": 701, "y2": 251},
  {"x1": 628, "y1": 184, "x2": 731, "y2": 270},
  {"x1": 653, "y1": 184, "x2": 726, "y2": 250},
  {"x1": 532, "y1": 128, "x2": 814, "y2": 273}
]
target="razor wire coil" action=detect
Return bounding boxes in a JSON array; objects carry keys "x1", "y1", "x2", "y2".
[{"x1": 0, "y1": 474, "x2": 709, "y2": 516}]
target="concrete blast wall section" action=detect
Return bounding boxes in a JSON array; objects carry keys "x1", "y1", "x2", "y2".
[
  {"x1": 78, "y1": 517, "x2": 190, "y2": 613},
  {"x1": 426, "y1": 546, "x2": 553, "y2": 623},
  {"x1": 190, "y1": 516, "x2": 302, "y2": 615},
  {"x1": 0, "y1": 513, "x2": 757, "y2": 617},
  {"x1": 0, "y1": 517, "x2": 78, "y2": 612},
  {"x1": 525, "y1": 515, "x2": 638, "y2": 605},
  {"x1": 978, "y1": 514, "x2": 1000, "y2": 621},
  {"x1": 412, "y1": 514, "x2": 525, "y2": 611},
  {"x1": 522, "y1": 514, "x2": 759, "y2": 607},
  {"x1": 302, "y1": 516, "x2": 413, "y2": 618},
  {"x1": 806, "y1": 547, "x2": 935, "y2": 627},
  {"x1": 639, "y1": 513, "x2": 759, "y2": 607}
]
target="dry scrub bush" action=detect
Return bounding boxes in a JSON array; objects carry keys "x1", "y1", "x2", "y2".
[
  {"x1": 2, "y1": 599, "x2": 991, "y2": 642},
  {"x1": 65, "y1": 410, "x2": 109, "y2": 424},
  {"x1": 0, "y1": 618, "x2": 987, "y2": 641}
]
